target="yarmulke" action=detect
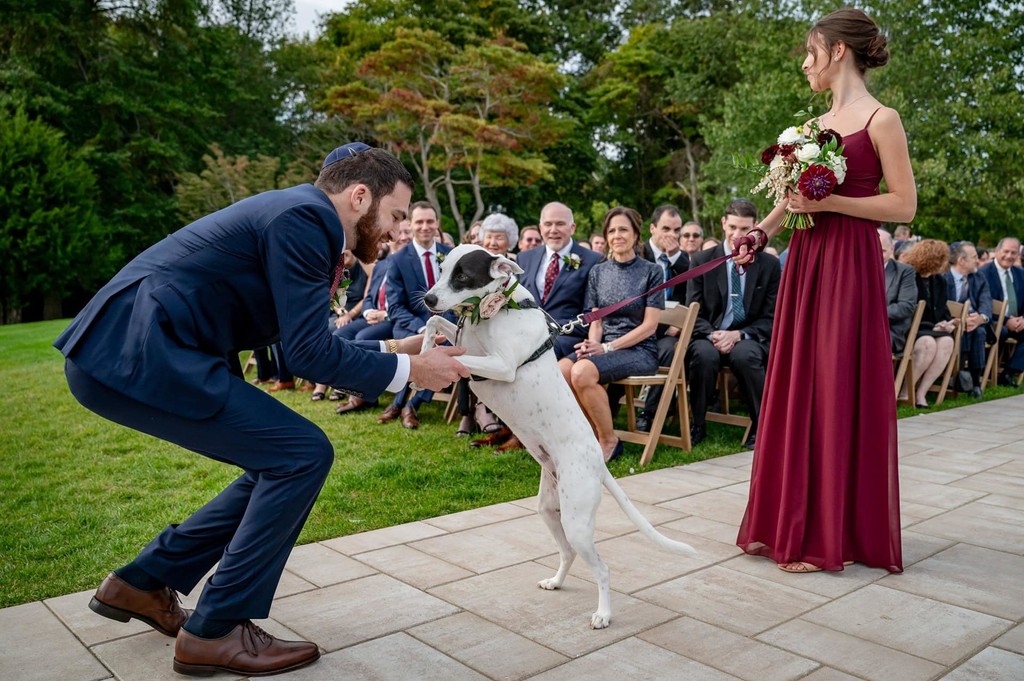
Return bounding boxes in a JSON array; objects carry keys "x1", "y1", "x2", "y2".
[{"x1": 323, "y1": 142, "x2": 371, "y2": 167}]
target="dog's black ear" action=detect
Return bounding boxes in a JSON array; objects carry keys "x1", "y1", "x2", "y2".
[{"x1": 490, "y1": 254, "x2": 524, "y2": 279}]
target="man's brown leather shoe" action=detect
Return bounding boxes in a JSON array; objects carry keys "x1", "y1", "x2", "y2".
[
  {"x1": 173, "y1": 621, "x2": 320, "y2": 677},
  {"x1": 377, "y1": 403, "x2": 402, "y2": 423},
  {"x1": 335, "y1": 396, "x2": 376, "y2": 415},
  {"x1": 469, "y1": 426, "x2": 512, "y2": 447},
  {"x1": 400, "y1": 405, "x2": 419, "y2": 429},
  {"x1": 89, "y1": 572, "x2": 189, "y2": 637}
]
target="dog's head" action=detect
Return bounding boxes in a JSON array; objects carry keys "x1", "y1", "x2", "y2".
[{"x1": 423, "y1": 244, "x2": 525, "y2": 314}]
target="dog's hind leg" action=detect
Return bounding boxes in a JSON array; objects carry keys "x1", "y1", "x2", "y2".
[
  {"x1": 536, "y1": 468, "x2": 576, "y2": 592},
  {"x1": 559, "y1": 475, "x2": 612, "y2": 629}
]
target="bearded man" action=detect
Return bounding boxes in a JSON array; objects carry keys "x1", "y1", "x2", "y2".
[{"x1": 54, "y1": 143, "x2": 469, "y2": 677}]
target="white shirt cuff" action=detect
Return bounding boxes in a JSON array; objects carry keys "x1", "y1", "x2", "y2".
[{"x1": 384, "y1": 350, "x2": 410, "y2": 392}]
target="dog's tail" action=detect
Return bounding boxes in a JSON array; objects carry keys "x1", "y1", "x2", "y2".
[{"x1": 601, "y1": 469, "x2": 698, "y2": 557}]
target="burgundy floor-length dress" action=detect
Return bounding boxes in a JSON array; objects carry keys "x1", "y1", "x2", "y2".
[{"x1": 737, "y1": 111, "x2": 903, "y2": 573}]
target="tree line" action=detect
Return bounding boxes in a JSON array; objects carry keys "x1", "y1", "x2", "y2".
[{"x1": 2, "y1": 0, "x2": 1021, "y2": 323}]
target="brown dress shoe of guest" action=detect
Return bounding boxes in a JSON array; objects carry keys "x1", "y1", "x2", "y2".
[
  {"x1": 494, "y1": 435, "x2": 525, "y2": 452},
  {"x1": 401, "y1": 405, "x2": 420, "y2": 429},
  {"x1": 173, "y1": 621, "x2": 320, "y2": 677},
  {"x1": 335, "y1": 396, "x2": 377, "y2": 414},
  {"x1": 469, "y1": 426, "x2": 512, "y2": 448},
  {"x1": 377, "y1": 403, "x2": 402, "y2": 423},
  {"x1": 267, "y1": 380, "x2": 296, "y2": 392},
  {"x1": 89, "y1": 573, "x2": 190, "y2": 637}
]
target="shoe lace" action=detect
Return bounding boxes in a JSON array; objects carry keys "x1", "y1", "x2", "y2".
[
  {"x1": 164, "y1": 588, "x2": 184, "y2": 615},
  {"x1": 241, "y1": 620, "x2": 273, "y2": 656}
]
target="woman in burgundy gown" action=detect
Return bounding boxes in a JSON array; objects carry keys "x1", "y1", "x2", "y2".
[{"x1": 736, "y1": 8, "x2": 916, "y2": 573}]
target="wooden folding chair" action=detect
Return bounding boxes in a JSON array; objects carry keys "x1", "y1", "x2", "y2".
[
  {"x1": 611, "y1": 302, "x2": 700, "y2": 467},
  {"x1": 981, "y1": 299, "x2": 1007, "y2": 390},
  {"x1": 893, "y1": 299, "x2": 926, "y2": 404},
  {"x1": 705, "y1": 368, "x2": 752, "y2": 443},
  {"x1": 928, "y1": 300, "x2": 968, "y2": 405}
]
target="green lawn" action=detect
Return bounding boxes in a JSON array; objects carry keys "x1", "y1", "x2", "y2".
[{"x1": 0, "y1": 319, "x2": 1014, "y2": 608}]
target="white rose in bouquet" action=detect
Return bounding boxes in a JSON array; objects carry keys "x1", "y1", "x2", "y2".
[{"x1": 795, "y1": 143, "x2": 821, "y2": 163}]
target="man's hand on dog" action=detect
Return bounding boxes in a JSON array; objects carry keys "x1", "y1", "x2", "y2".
[{"x1": 408, "y1": 344, "x2": 471, "y2": 391}]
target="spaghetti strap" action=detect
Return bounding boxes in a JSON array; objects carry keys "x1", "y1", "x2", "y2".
[{"x1": 864, "y1": 107, "x2": 883, "y2": 130}]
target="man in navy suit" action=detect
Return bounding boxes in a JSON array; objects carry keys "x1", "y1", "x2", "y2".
[
  {"x1": 376, "y1": 201, "x2": 454, "y2": 428},
  {"x1": 684, "y1": 199, "x2": 779, "y2": 449},
  {"x1": 54, "y1": 144, "x2": 469, "y2": 677},
  {"x1": 979, "y1": 237, "x2": 1024, "y2": 386},
  {"x1": 517, "y1": 202, "x2": 603, "y2": 360},
  {"x1": 944, "y1": 241, "x2": 992, "y2": 397}
]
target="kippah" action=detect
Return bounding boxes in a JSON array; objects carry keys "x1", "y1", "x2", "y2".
[{"x1": 322, "y1": 142, "x2": 371, "y2": 167}]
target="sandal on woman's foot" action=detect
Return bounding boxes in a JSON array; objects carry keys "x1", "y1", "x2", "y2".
[
  {"x1": 778, "y1": 561, "x2": 822, "y2": 573},
  {"x1": 311, "y1": 391, "x2": 326, "y2": 401},
  {"x1": 328, "y1": 389, "x2": 344, "y2": 401},
  {"x1": 475, "y1": 403, "x2": 502, "y2": 433},
  {"x1": 456, "y1": 415, "x2": 475, "y2": 437}
]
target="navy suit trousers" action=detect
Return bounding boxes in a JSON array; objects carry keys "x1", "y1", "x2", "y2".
[{"x1": 65, "y1": 360, "x2": 333, "y2": 621}]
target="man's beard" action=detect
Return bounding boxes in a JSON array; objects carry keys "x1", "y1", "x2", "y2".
[{"x1": 350, "y1": 198, "x2": 385, "y2": 263}]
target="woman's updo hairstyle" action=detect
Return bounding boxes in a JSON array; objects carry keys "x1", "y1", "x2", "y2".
[{"x1": 812, "y1": 8, "x2": 889, "y2": 74}]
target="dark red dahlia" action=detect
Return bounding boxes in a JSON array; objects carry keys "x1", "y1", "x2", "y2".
[
  {"x1": 777, "y1": 144, "x2": 796, "y2": 156},
  {"x1": 797, "y1": 164, "x2": 838, "y2": 200},
  {"x1": 761, "y1": 144, "x2": 779, "y2": 165},
  {"x1": 816, "y1": 128, "x2": 843, "y2": 148}
]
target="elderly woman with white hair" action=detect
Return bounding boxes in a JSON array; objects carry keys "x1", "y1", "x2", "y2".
[{"x1": 479, "y1": 212, "x2": 520, "y2": 261}]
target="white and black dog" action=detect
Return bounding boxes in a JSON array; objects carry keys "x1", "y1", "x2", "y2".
[{"x1": 421, "y1": 245, "x2": 697, "y2": 629}]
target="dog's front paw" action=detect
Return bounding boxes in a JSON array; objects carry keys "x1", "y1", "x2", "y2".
[
  {"x1": 590, "y1": 612, "x2": 611, "y2": 629},
  {"x1": 537, "y1": 578, "x2": 562, "y2": 591}
]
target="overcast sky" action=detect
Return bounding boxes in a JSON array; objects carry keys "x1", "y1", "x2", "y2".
[{"x1": 291, "y1": 0, "x2": 348, "y2": 37}]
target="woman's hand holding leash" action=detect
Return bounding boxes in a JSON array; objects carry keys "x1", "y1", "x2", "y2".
[{"x1": 732, "y1": 227, "x2": 769, "y2": 267}]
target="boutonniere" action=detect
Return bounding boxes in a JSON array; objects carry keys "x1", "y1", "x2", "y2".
[
  {"x1": 562, "y1": 253, "x2": 581, "y2": 270},
  {"x1": 331, "y1": 279, "x2": 352, "y2": 315},
  {"x1": 435, "y1": 252, "x2": 446, "y2": 264},
  {"x1": 455, "y1": 278, "x2": 522, "y2": 325}
]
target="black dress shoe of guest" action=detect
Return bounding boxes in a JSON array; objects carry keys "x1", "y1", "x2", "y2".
[
  {"x1": 742, "y1": 432, "x2": 756, "y2": 451},
  {"x1": 173, "y1": 621, "x2": 319, "y2": 677},
  {"x1": 690, "y1": 423, "x2": 707, "y2": 446},
  {"x1": 998, "y1": 372, "x2": 1020, "y2": 388},
  {"x1": 635, "y1": 413, "x2": 652, "y2": 433},
  {"x1": 89, "y1": 573, "x2": 190, "y2": 637}
]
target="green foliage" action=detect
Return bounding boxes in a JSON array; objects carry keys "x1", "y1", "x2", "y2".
[
  {"x1": 0, "y1": 110, "x2": 107, "y2": 323},
  {"x1": 175, "y1": 144, "x2": 311, "y2": 223}
]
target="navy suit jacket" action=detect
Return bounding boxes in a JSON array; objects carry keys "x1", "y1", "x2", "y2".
[
  {"x1": 979, "y1": 261, "x2": 1024, "y2": 314},
  {"x1": 361, "y1": 257, "x2": 389, "y2": 313},
  {"x1": 385, "y1": 242, "x2": 453, "y2": 338},
  {"x1": 54, "y1": 184, "x2": 397, "y2": 419},
  {"x1": 943, "y1": 270, "x2": 993, "y2": 321},
  {"x1": 517, "y1": 242, "x2": 602, "y2": 337},
  {"x1": 686, "y1": 246, "x2": 780, "y2": 348},
  {"x1": 641, "y1": 243, "x2": 690, "y2": 304},
  {"x1": 885, "y1": 259, "x2": 919, "y2": 354}
]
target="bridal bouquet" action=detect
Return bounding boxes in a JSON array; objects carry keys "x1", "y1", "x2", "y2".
[{"x1": 752, "y1": 118, "x2": 847, "y2": 230}]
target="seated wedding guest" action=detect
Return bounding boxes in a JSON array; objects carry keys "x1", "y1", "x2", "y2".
[
  {"x1": 590, "y1": 232, "x2": 606, "y2": 254},
  {"x1": 979, "y1": 237, "x2": 1024, "y2": 387},
  {"x1": 902, "y1": 239, "x2": 957, "y2": 407},
  {"x1": 944, "y1": 241, "x2": 992, "y2": 397},
  {"x1": 560, "y1": 206, "x2": 664, "y2": 462},
  {"x1": 977, "y1": 247, "x2": 991, "y2": 267},
  {"x1": 702, "y1": 237, "x2": 721, "y2": 251},
  {"x1": 462, "y1": 220, "x2": 482, "y2": 245},
  {"x1": 578, "y1": 239, "x2": 592, "y2": 250},
  {"x1": 895, "y1": 239, "x2": 916, "y2": 262},
  {"x1": 681, "y1": 198, "x2": 779, "y2": 449},
  {"x1": 439, "y1": 231, "x2": 456, "y2": 247},
  {"x1": 312, "y1": 250, "x2": 368, "y2": 400},
  {"x1": 518, "y1": 225, "x2": 542, "y2": 252},
  {"x1": 678, "y1": 221, "x2": 704, "y2": 258},
  {"x1": 879, "y1": 228, "x2": 918, "y2": 355}
]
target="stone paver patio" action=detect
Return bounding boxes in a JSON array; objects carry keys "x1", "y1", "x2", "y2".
[{"x1": 3, "y1": 396, "x2": 1024, "y2": 680}]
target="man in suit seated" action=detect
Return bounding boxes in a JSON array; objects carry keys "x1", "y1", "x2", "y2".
[
  {"x1": 944, "y1": 240, "x2": 993, "y2": 397},
  {"x1": 879, "y1": 228, "x2": 919, "y2": 356},
  {"x1": 979, "y1": 237, "x2": 1024, "y2": 386},
  {"x1": 685, "y1": 198, "x2": 780, "y2": 449},
  {"x1": 54, "y1": 144, "x2": 469, "y2": 676},
  {"x1": 376, "y1": 201, "x2": 453, "y2": 428},
  {"x1": 634, "y1": 204, "x2": 691, "y2": 432}
]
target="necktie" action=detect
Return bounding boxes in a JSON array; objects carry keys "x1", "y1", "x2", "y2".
[
  {"x1": 659, "y1": 253, "x2": 673, "y2": 299},
  {"x1": 1006, "y1": 269, "x2": 1018, "y2": 317},
  {"x1": 542, "y1": 252, "x2": 560, "y2": 302},
  {"x1": 959, "y1": 276, "x2": 968, "y2": 303},
  {"x1": 730, "y1": 261, "x2": 746, "y2": 327},
  {"x1": 329, "y1": 258, "x2": 347, "y2": 299},
  {"x1": 424, "y1": 251, "x2": 436, "y2": 288},
  {"x1": 377, "y1": 277, "x2": 387, "y2": 310}
]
